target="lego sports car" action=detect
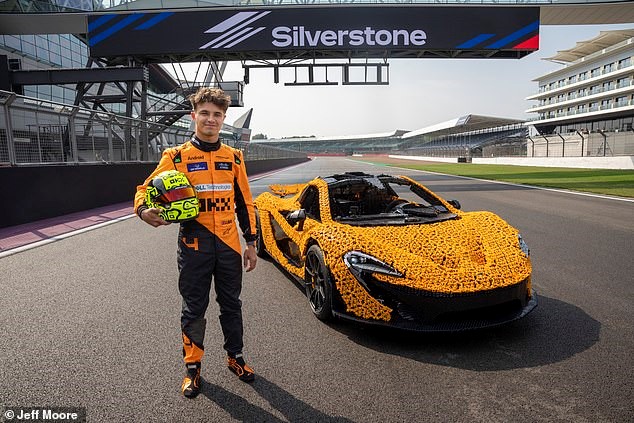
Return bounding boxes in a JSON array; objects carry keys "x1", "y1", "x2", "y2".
[{"x1": 254, "y1": 172, "x2": 536, "y2": 331}]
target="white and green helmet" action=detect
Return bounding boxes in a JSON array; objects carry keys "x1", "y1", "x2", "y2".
[{"x1": 145, "y1": 170, "x2": 199, "y2": 222}]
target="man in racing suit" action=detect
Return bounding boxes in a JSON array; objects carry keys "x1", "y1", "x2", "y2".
[{"x1": 134, "y1": 87, "x2": 258, "y2": 398}]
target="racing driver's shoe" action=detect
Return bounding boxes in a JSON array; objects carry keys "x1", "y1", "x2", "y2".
[
  {"x1": 227, "y1": 353, "x2": 255, "y2": 382},
  {"x1": 181, "y1": 363, "x2": 201, "y2": 398}
]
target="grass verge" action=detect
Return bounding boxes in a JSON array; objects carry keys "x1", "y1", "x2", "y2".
[{"x1": 355, "y1": 160, "x2": 634, "y2": 198}]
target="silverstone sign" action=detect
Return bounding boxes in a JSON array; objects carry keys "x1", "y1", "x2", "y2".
[
  {"x1": 87, "y1": 7, "x2": 540, "y2": 58},
  {"x1": 270, "y1": 26, "x2": 428, "y2": 48}
]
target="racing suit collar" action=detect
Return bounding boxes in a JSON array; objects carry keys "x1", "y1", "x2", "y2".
[{"x1": 191, "y1": 135, "x2": 221, "y2": 152}]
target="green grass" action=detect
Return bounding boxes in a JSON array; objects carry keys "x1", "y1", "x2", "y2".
[{"x1": 356, "y1": 160, "x2": 634, "y2": 198}]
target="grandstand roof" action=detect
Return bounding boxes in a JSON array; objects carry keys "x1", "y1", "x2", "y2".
[
  {"x1": 263, "y1": 130, "x2": 409, "y2": 144},
  {"x1": 544, "y1": 29, "x2": 634, "y2": 64},
  {"x1": 401, "y1": 114, "x2": 525, "y2": 139}
]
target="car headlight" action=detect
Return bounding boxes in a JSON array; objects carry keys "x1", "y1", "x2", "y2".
[
  {"x1": 343, "y1": 251, "x2": 403, "y2": 277},
  {"x1": 518, "y1": 234, "x2": 530, "y2": 257}
]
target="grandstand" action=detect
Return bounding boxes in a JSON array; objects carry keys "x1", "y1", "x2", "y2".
[
  {"x1": 398, "y1": 115, "x2": 527, "y2": 158},
  {"x1": 250, "y1": 130, "x2": 409, "y2": 155},
  {"x1": 252, "y1": 115, "x2": 527, "y2": 159}
]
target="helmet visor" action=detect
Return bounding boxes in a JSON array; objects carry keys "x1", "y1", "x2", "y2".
[{"x1": 156, "y1": 186, "x2": 197, "y2": 204}]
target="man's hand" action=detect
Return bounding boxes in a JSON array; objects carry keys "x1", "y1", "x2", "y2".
[
  {"x1": 243, "y1": 244, "x2": 257, "y2": 272},
  {"x1": 140, "y1": 207, "x2": 170, "y2": 227}
]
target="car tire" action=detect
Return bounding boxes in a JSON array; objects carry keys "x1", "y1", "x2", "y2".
[
  {"x1": 255, "y1": 210, "x2": 268, "y2": 258},
  {"x1": 304, "y1": 244, "x2": 333, "y2": 321}
]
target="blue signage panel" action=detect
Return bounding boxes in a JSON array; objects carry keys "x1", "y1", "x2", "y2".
[{"x1": 87, "y1": 6, "x2": 539, "y2": 59}]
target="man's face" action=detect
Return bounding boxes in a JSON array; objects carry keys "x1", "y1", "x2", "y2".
[{"x1": 191, "y1": 102, "x2": 226, "y2": 141}]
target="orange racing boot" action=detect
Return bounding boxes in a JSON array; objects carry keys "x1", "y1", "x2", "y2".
[
  {"x1": 227, "y1": 353, "x2": 255, "y2": 382},
  {"x1": 181, "y1": 363, "x2": 201, "y2": 398}
]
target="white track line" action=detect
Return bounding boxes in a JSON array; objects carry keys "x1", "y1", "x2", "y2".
[
  {"x1": 352, "y1": 158, "x2": 634, "y2": 203},
  {"x1": 0, "y1": 214, "x2": 136, "y2": 259}
]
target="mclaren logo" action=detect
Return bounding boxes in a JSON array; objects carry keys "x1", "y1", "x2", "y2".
[
  {"x1": 200, "y1": 11, "x2": 427, "y2": 50},
  {"x1": 200, "y1": 11, "x2": 271, "y2": 49}
]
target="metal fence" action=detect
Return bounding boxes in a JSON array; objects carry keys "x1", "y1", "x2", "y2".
[
  {"x1": 0, "y1": 90, "x2": 306, "y2": 166},
  {"x1": 398, "y1": 131, "x2": 634, "y2": 159},
  {"x1": 525, "y1": 131, "x2": 634, "y2": 158}
]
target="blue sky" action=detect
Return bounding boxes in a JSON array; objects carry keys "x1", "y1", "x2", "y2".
[{"x1": 218, "y1": 23, "x2": 633, "y2": 139}]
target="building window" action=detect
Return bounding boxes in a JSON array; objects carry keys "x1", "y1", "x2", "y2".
[
  {"x1": 21, "y1": 38, "x2": 36, "y2": 57},
  {"x1": 603, "y1": 63, "x2": 614, "y2": 73},
  {"x1": 617, "y1": 57, "x2": 631, "y2": 69},
  {"x1": 36, "y1": 46, "x2": 49, "y2": 62},
  {"x1": 591, "y1": 67, "x2": 601, "y2": 78},
  {"x1": 24, "y1": 86, "x2": 37, "y2": 97},
  {"x1": 578, "y1": 71, "x2": 588, "y2": 81},
  {"x1": 49, "y1": 53, "x2": 61, "y2": 66},
  {"x1": 616, "y1": 77, "x2": 630, "y2": 89},
  {"x1": 2, "y1": 35, "x2": 22, "y2": 51}
]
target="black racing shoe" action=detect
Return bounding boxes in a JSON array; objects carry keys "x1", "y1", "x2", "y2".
[
  {"x1": 227, "y1": 353, "x2": 255, "y2": 382},
  {"x1": 181, "y1": 363, "x2": 201, "y2": 398}
]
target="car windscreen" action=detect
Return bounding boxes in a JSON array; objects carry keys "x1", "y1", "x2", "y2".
[{"x1": 328, "y1": 176, "x2": 453, "y2": 225}]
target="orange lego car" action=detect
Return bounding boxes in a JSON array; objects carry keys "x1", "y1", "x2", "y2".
[{"x1": 254, "y1": 172, "x2": 536, "y2": 331}]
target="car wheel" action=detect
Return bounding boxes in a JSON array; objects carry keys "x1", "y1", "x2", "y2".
[
  {"x1": 255, "y1": 210, "x2": 267, "y2": 258},
  {"x1": 304, "y1": 244, "x2": 333, "y2": 321}
]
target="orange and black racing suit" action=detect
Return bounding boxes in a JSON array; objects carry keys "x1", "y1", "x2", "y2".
[{"x1": 134, "y1": 136, "x2": 257, "y2": 367}]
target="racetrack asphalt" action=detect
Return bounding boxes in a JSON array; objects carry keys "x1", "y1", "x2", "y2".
[{"x1": 1, "y1": 156, "x2": 632, "y2": 422}]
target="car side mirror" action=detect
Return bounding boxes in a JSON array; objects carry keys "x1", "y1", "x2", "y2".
[
  {"x1": 447, "y1": 199, "x2": 461, "y2": 210},
  {"x1": 286, "y1": 209, "x2": 307, "y2": 227}
]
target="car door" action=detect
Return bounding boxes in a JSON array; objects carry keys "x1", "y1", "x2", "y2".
[{"x1": 269, "y1": 185, "x2": 320, "y2": 267}]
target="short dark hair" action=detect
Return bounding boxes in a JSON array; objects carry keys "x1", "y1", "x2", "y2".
[{"x1": 189, "y1": 87, "x2": 231, "y2": 112}]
